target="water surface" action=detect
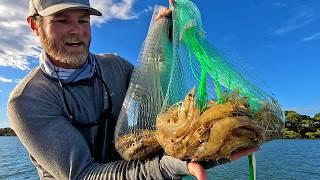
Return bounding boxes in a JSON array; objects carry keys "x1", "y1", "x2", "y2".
[{"x1": 0, "y1": 137, "x2": 319, "y2": 179}]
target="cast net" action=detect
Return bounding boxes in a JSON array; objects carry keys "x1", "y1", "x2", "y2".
[
  {"x1": 114, "y1": 0, "x2": 285, "y2": 161},
  {"x1": 114, "y1": 6, "x2": 172, "y2": 160}
]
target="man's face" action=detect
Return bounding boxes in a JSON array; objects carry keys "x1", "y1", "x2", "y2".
[{"x1": 38, "y1": 9, "x2": 91, "y2": 68}]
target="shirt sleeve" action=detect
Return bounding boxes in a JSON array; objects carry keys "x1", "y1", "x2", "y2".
[{"x1": 7, "y1": 87, "x2": 189, "y2": 180}]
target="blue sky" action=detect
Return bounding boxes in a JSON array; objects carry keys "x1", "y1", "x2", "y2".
[{"x1": 0, "y1": 0, "x2": 319, "y2": 128}]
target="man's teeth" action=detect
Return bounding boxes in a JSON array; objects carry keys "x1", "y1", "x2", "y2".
[{"x1": 65, "y1": 42, "x2": 82, "y2": 46}]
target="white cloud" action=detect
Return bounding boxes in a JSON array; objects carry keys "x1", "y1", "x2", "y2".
[
  {"x1": 222, "y1": 35, "x2": 235, "y2": 43},
  {"x1": 271, "y1": 2, "x2": 287, "y2": 7},
  {"x1": 90, "y1": 0, "x2": 138, "y2": 25},
  {"x1": 0, "y1": 0, "x2": 143, "y2": 70},
  {"x1": 271, "y1": 20, "x2": 312, "y2": 36},
  {"x1": 0, "y1": 0, "x2": 40, "y2": 71},
  {"x1": 0, "y1": 76, "x2": 13, "y2": 83},
  {"x1": 15, "y1": 79, "x2": 22, "y2": 83},
  {"x1": 302, "y1": 32, "x2": 320, "y2": 42},
  {"x1": 271, "y1": 3, "x2": 317, "y2": 36},
  {"x1": 147, "y1": 5, "x2": 153, "y2": 12}
]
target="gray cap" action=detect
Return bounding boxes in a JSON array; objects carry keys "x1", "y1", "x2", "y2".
[{"x1": 29, "y1": 0, "x2": 102, "y2": 16}]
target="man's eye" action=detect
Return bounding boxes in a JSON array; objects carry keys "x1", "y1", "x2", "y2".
[
  {"x1": 79, "y1": 19, "x2": 89, "y2": 24},
  {"x1": 54, "y1": 19, "x2": 67, "y2": 23}
]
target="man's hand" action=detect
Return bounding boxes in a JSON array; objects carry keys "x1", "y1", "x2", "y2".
[
  {"x1": 187, "y1": 146, "x2": 260, "y2": 180},
  {"x1": 187, "y1": 162, "x2": 207, "y2": 180},
  {"x1": 155, "y1": 8, "x2": 172, "y2": 20},
  {"x1": 155, "y1": 0, "x2": 175, "y2": 20},
  {"x1": 230, "y1": 146, "x2": 260, "y2": 161}
]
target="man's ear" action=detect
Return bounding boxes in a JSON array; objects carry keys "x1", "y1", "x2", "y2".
[{"x1": 27, "y1": 16, "x2": 40, "y2": 36}]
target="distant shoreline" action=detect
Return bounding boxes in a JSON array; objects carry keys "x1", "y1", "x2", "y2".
[{"x1": 0, "y1": 128, "x2": 16, "y2": 136}]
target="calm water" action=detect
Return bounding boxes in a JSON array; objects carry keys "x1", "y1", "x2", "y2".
[
  {"x1": 0, "y1": 137, "x2": 37, "y2": 180},
  {"x1": 206, "y1": 139, "x2": 320, "y2": 180},
  {"x1": 0, "y1": 137, "x2": 319, "y2": 180}
]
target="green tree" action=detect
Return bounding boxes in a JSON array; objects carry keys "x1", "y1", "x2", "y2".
[
  {"x1": 314, "y1": 121, "x2": 320, "y2": 129},
  {"x1": 0, "y1": 128, "x2": 16, "y2": 136},
  {"x1": 314, "y1": 113, "x2": 320, "y2": 121},
  {"x1": 305, "y1": 129, "x2": 320, "y2": 139},
  {"x1": 284, "y1": 111, "x2": 320, "y2": 139},
  {"x1": 282, "y1": 128, "x2": 302, "y2": 139},
  {"x1": 285, "y1": 111, "x2": 302, "y2": 121},
  {"x1": 297, "y1": 120, "x2": 316, "y2": 138},
  {"x1": 285, "y1": 111, "x2": 301, "y2": 132}
]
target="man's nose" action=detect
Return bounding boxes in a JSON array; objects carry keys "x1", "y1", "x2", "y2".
[{"x1": 69, "y1": 21, "x2": 82, "y2": 34}]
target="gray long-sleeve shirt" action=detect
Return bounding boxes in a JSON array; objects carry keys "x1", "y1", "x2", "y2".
[{"x1": 7, "y1": 54, "x2": 189, "y2": 180}]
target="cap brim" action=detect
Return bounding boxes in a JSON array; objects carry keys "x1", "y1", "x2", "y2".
[{"x1": 38, "y1": 3, "x2": 102, "y2": 16}]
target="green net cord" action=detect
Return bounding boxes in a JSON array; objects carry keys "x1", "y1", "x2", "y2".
[{"x1": 248, "y1": 153, "x2": 256, "y2": 180}]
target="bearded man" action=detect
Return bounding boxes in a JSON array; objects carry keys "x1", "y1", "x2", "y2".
[{"x1": 8, "y1": 0, "x2": 258, "y2": 179}]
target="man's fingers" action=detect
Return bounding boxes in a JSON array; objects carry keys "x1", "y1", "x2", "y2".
[
  {"x1": 156, "y1": 8, "x2": 172, "y2": 21},
  {"x1": 230, "y1": 146, "x2": 261, "y2": 161},
  {"x1": 169, "y1": 0, "x2": 175, "y2": 6},
  {"x1": 155, "y1": 0, "x2": 175, "y2": 21},
  {"x1": 186, "y1": 146, "x2": 259, "y2": 178},
  {"x1": 187, "y1": 162, "x2": 207, "y2": 180}
]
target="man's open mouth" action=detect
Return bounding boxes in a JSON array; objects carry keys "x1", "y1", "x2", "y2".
[{"x1": 64, "y1": 41, "x2": 83, "y2": 47}]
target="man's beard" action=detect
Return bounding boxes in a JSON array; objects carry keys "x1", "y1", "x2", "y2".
[{"x1": 39, "y1": 28, "x2": 91, "y2": 68}]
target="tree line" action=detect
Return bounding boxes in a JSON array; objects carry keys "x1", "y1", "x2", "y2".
[
  {"x1": 0, "y1": 127, "x2": 16, "y2": 136},
  {"x1": 283, "y1": 111, "x2": 320, "y2": 139}
]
